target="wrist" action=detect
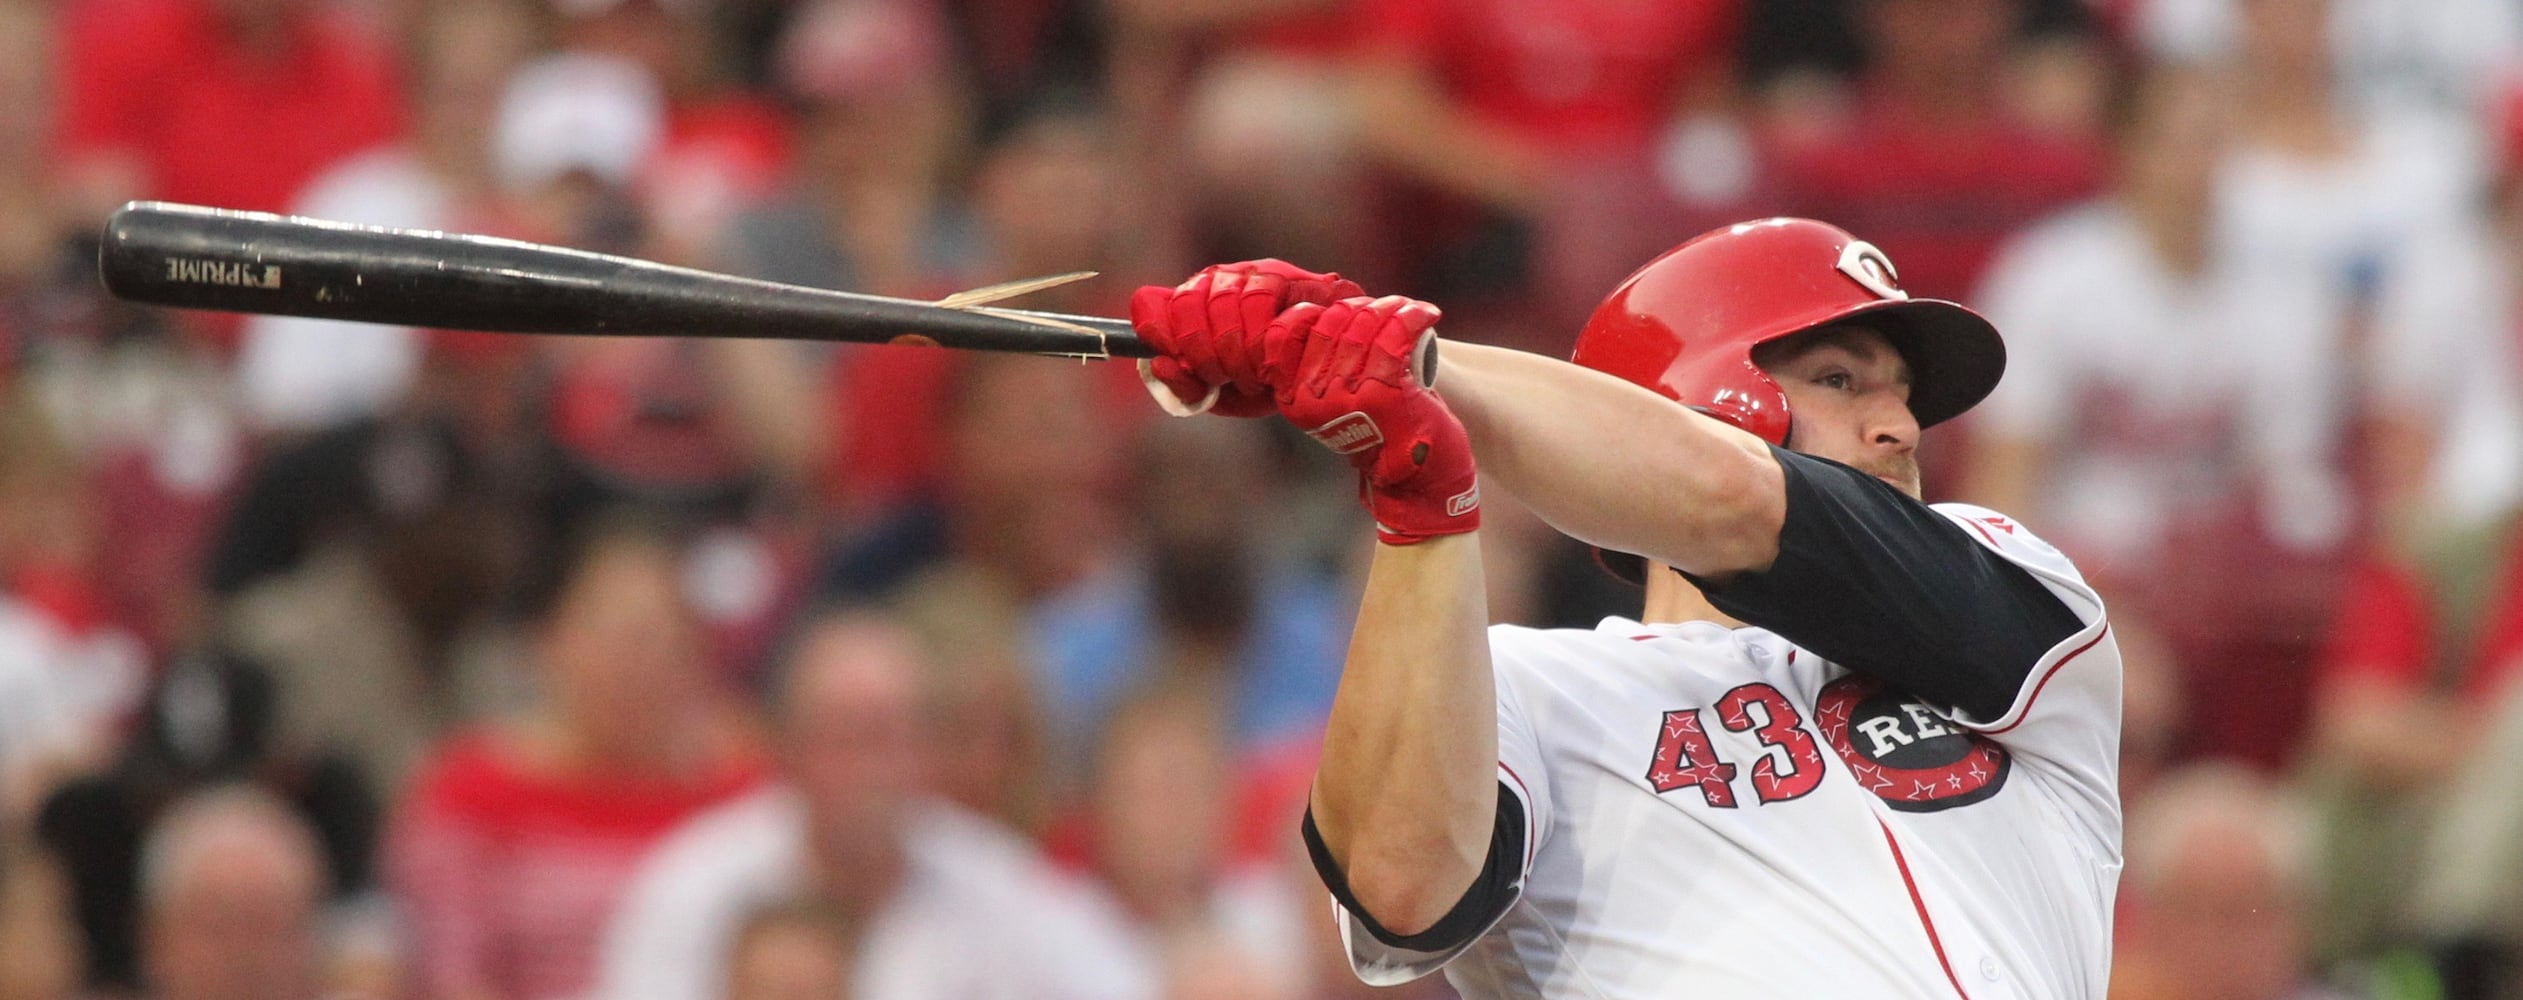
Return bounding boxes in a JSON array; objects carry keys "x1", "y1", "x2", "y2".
[{"x1": 1366, "y1": 472, "x2": 1481, "y2": 546}]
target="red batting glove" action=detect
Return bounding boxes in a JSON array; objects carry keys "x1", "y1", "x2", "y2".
[
  {"x1": 1270, "y1": 295, "x2": 1478, "y2": 545},
  {"x1": 1128, "y1": 260, "x2": 1362, "y2": 417}
]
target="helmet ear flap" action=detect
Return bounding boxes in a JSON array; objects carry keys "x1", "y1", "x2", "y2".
[{"x1": 1690, "y1": 360, "x2": 1792, "y2": 446}]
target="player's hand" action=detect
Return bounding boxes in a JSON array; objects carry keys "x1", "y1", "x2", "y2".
[
  {"x1": 1128, "y1": 259, "x2": 1363, "y2": 417},
  {"x1": 1271, "y1": 295, "x2": 1478, "y2": 545}
]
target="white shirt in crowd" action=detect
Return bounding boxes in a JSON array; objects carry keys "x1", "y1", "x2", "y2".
[
  {"x1": 1975, "y1": 113, "x2": 2510, "y2": 563},
  {"x1": 594, "y1": 788, "x2": 1156, "y2": 1000},
  {"x1": 1971, "y1": 201, "x2": 2257, "y2": 569},
  {"x1": 235, "y1": 147, "x2": 440, "y2": 433},
  {"x1": 0, "y1": 598, "x2": 146, "y2": 815},
  {"x1": 2138, "y1": 0, "x2": 2523, "y2": 117}
]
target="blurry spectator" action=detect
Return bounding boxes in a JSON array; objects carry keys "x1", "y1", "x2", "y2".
[
  {"x1": 2118, "y1": 615, "x2": 2186, "y2": 804},
  {"x1": 50, "y1": 0, "x2": 402, "y2": 226},
  {"x1": 1746, "y1": 0, "x2": 2093, "y2": 87},
  {"x1": 1079, "y1": 683, "x2": 1305, "y2": 998},
  {"x1": 1973, "y1": 29, "x2": 2487, "y2": 766},
  {"x1": 386, "y1": 513, "x2": 765, "y2": 1000},
  {"x1": 888, "y1": 566, "x2": 1052, "y2": 837},
  {"x1": 1160, "y1": 924, "x2": 1300, "y2": 1000},
  {"x1": 1103, "y1": 0, "x2": 1365, "y2": 267},
  {"x1": 1033, "y1": 415, "x2": 1347, "y2": 765},
  {"x1": 493, "y1": 53, "x2": 776, "y2": 537},
  {"x1": 724, "y1": 899, "x2": 859, "y2": 1000},
  {"x1": 493, "y1": 52, "x2": 665, "y2": 253},
  {"x1": 794, "y1": 108, "x2": 1156, "y2": 530},
  {"x1": 2303, "y1": 554, "x2": 2507, "y2": 965},
  {"x1": 817, "y1": 352, "x2": 1128, "y2": 604},
  {"x1": 551, "y1": 0, "x2": 792, "y2": 264},
  {"x1": 2135, "y1": 0, "x2": 2523, "y2": 127},
  {"x1": 211, "y1": 412, "x2": 514, "y2": 792},
  {"x1": 967, "y1": 106, "x2": 1150, "y2": 310},
  {"x1": 2327, "y1": 525, "x2": 2523, "y2": 992},
  {"x1": 0, "y1": 392, "x2": 145, "y2": 825},
  {"x1": 725, "y1": 0, "x2": 974, "y2": 298},
  {"x1": 1345, "y1": 0, "x2": 1744, "y2": 334},
  {"x1": 2202, "y1": 0, "x2": 2486, "y2": 763},
  {"x1": 0, "y1": 0, "x2": 83, "y2": 366},
  {"x1": 2211, "y1": 0, "x2": 2484, "y2": 539},
  {"x1": 235, "y1": 0, "x2": 544, "y2": 434},
  {"x1": 529, "y1": 323, "x2": 820, "y2": 685},
  {"x1": 1964, "y1": 67, "x2": 2234, "y2": 571},
  {"x1": 136, "y1": 785, "x2": 327, "y2": 1000},
  {"x1": 2109, "y1": 763, "x2": 2350, "y2": 1000},
  {"x1": 596, "y1": 611, "x2": 1153, "y2": 1000},
  {"x1": 1764, "y1": 0, "x2": 2103, "y2": 307},
  {"x1": 1962, "y1": 69, "x2": 2234, "y2": 570},
  {"x1": 37, "y1": 650, "x2": 377, "y2": 994},
  {"x1": 0, "y1": 842, "x2": 82, "y2": 1000},
  {"x1": 937, "y1": 0, "x2": 1105, "y2": 138},
  {"x1": 710, "y1": 0, "x2": 978, "y2": 499}
]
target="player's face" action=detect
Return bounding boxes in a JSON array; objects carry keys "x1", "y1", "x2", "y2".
[{"x1": 1762, "y1": 325, "x2": 1922, "y2": 497}]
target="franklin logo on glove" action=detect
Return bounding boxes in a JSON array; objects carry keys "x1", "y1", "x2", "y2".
[{"x1": 1309, "y1": 413, "x2": 1386, "y2": 455}]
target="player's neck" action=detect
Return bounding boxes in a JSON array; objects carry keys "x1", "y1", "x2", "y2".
[{"x1": 1638, "y1": 564, "x2": 1747, "y2": 629}]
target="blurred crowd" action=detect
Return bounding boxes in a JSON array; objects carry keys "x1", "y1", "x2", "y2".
[{"x1": 3, "y1": 0, "x2": 2523, "y2": 998}]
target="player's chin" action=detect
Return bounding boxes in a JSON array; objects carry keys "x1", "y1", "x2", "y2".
[{"x1": 1868, "y1": 463, "x2": 1922, "y2": 499}]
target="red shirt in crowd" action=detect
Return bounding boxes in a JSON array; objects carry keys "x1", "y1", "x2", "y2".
[
  {"x1": 2322, "y1": 542, "x2": 2523, "y2": 701},
  {"x1": 1766, "y1": 98, "x2": 2104, "y2": 302},
  {"x1": 817, "y1": 345, "x2": 1151, "y2": 518},
  {"x1": 1358, "y1": 0, "x2": 1741, "y2": 157},
  {"x1": 387, "y1": 731, "x2": 768, "y2": 1000},
  {"x1": 54, "y1": 0, "x2": 403, "y2": 213}
]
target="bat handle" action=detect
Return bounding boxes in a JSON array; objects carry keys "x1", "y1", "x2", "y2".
[
  {"x1": 1138, "y1": 329, "x2": 1441, "y2": 417},
  {"x1": 1412, "y1": 329, "x2": 1441, "y2": 388}
]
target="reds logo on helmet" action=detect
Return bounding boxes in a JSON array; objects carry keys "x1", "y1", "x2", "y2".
[{"x1": 1835, "y1": 240, "x2": 1907, "y2": 302}]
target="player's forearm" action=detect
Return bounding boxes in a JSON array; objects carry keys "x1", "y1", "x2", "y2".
[
  {"x1": 1311, "y1": 533, "x2": 1499, "y2": 935},
  {"x1": 1438, "y1": 341, "x2": 1786, "y2": 576}
]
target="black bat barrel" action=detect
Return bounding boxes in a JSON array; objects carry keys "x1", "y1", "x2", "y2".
[{"x1": 98, "y1": 202, "x2": 1149, "y2": 358}]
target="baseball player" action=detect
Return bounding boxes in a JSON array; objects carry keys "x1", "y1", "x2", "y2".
[{"x1": 1127, "y1": 218, "x2": 2123, "y2": 997}]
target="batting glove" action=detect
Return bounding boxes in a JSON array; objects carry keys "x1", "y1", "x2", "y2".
[
  {"x1": 1270, "y1": 295, "x2": 1478, "y2": 545},
  {"x1": 1128, "y1": 260, "x2": 1363, "y2": 417}
]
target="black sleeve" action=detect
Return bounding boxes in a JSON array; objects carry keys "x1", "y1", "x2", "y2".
[
  {"x1": 1300, "y1": 785, "x2": 1527, "y2": 953},
  {"x1": 1682, "y1": 446, "x2": 2085, "y2": 721}
]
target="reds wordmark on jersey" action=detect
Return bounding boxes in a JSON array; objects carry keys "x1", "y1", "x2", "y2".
[{"x1": 1340, "y1": 504, "x2": 2121, "y2": 999}]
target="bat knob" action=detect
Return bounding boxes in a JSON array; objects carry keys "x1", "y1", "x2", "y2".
[{"x1": 1414, "y1": 329, "x2": 1440, "y2": 389}]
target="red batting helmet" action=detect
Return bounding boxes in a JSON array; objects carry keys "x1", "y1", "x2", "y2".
[
  {"x1": 1573, "y1": 218, "x2": 2006, "y2": 583},
  {"x1": 1570, "y1": 217, "x2": 2005, "y2": 447}
]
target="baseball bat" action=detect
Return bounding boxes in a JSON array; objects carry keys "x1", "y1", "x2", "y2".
[{"x1": 98, "y1": 201, "x2": 1150, "y2": 359}]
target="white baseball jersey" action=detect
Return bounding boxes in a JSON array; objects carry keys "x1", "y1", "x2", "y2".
[{"x1": 1338, "y1": 502, "x2": 2121, "y2": 999}]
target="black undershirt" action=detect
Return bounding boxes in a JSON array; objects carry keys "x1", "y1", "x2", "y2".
[
  {"x1": 1304, "y1": 445, "x2": 2086, "y2": 955},
  {"x1": 1685, "y1": 445, "x2": 2085, "y2": 723}
]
